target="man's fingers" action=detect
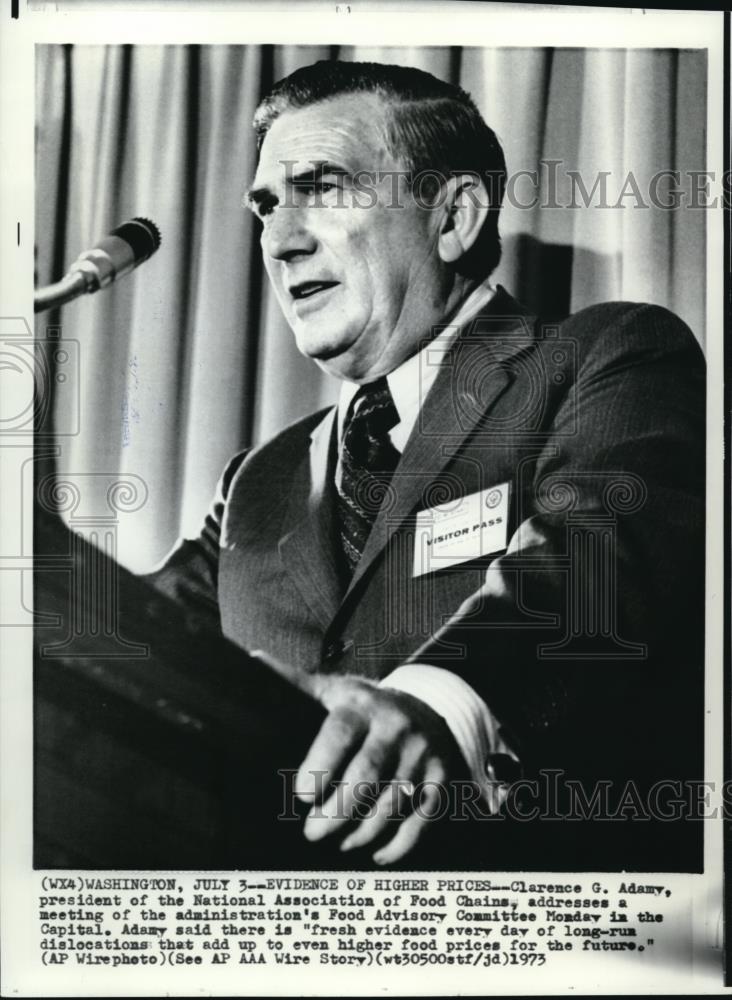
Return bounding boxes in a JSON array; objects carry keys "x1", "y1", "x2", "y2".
[
  {"x1": 372, "y1": 761, "x2": 448, "y2": 865},
  {"x1": 303, "y1": 734, "x2": 394, "y2": 842},
  {"x1": 339, "y1": 778, "x2": 415, "y2": 852},
  {"x1": 339, "y1": 735, "x2": 426, "y2": 851},
  {"x1": 266, "y1": 674, "x2": 456, "y2": 862},
  {"x1": 295, "y1": 706, "x2": 366, "y2": 802}
]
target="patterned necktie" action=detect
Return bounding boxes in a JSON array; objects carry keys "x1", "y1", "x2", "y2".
[{"x1": 336, "y1": 377, "x2": 401, "y2": 578}]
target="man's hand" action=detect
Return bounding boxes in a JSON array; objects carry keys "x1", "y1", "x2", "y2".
[{"x1": 252, "y1": 652, "x2": 462, "y2": 864}]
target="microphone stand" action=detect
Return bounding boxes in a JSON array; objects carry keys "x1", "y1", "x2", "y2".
[{"x1": 34, "y1": 273, "x2": 88, "y2": 313}]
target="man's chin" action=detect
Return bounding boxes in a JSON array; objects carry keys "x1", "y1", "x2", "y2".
[
  {"x1": 294, "y1": 328, "x2": 357, "y2": 365},
  {"x1": 293, "y1": 325, "x2": 375, "y2": 381}
]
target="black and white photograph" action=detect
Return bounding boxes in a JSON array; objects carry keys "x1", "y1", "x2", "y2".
[{"x1": 1, "y1": 1, "x2": 728, "y2": 995}]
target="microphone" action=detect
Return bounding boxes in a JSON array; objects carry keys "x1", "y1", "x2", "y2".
[{"x1": 34, "y1": 217, "x2": 162, "y2": 314}]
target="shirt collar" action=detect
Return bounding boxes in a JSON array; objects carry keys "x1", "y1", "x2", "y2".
[{"x1": 337, "y1": 280, "x2": 496, "y2": 447}]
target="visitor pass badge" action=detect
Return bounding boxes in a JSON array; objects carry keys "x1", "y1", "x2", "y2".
[{"x1": 413, "y1": 483, "x2": 510, "y2": 577}]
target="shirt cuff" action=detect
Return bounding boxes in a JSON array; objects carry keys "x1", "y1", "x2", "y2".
[{"x1": 379, "y1": 664, "x2": 519, "y2": 812}]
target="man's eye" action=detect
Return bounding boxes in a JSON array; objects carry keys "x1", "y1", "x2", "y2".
[
  {"x1": 251, "y1": 197, "x2": 276, "y2": 220},
  {"x1": 297, "y1": 180, "x2": 339, "y2": 196}
]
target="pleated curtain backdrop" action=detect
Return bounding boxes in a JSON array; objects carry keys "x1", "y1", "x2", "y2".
[{"x1": 35, "y1": 45, "x2": 707, "y2": 571}]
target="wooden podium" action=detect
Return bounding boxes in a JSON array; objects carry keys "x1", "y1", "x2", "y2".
[
  {"x1": 34, "y1": 505, "x2": 329, "y2": 870},
  {"x1": 33, "y1": 506, "x2": 492, "y2": 873}
]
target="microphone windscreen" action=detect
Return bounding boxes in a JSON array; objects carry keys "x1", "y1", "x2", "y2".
[{"x1": 111, "y1": 217, "x2": 162, "y2": 263}]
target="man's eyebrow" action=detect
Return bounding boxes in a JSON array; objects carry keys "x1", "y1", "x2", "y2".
[
  {"x1": 289, "y1": 161, "x2": 350, "y2": 185},
  {"x1": 245, "y1": 160, "x2": 351, "y2": 207}
]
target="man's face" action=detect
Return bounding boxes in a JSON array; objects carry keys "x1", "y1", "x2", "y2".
[{"x1": 248, "y1": 94, "x2": 448, "y2": 382}]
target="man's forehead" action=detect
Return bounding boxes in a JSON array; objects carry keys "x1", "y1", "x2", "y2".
[{"x1": 253, "y1": 93, "x2": 396, "y2": 185}]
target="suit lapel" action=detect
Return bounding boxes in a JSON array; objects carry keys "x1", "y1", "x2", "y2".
[
  {"x1": 276, "y1": 288, "x2": 538, "y2": 632},
  {"x1": 278, "y1": 407, "x2": 343, "y2": 630},
  {"x1": 346, "y1": 288, "x2": 537, "y2": 597}
]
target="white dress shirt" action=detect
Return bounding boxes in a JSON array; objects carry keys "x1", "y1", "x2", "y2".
[{"x1": 335, "y1": 281, "x2": 517, "y2": 806}]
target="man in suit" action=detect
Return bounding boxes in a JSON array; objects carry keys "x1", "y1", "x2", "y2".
[{"x1": 150, "y1": 60, "x2": 705, "y2": 869}]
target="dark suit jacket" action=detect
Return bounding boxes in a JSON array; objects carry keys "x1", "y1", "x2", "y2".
[{"x1": 149, "y1": 287, "x2": 706, "y2": 869}]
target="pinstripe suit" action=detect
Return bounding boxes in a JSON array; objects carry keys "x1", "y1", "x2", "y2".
[{"x1": 148, "y1": 288, "x2": 705, "y2": 868}]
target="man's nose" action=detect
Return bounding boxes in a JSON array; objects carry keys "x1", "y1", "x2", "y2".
[{"x1": 261, "y1": 207, "x2": 317, "y2": 262}]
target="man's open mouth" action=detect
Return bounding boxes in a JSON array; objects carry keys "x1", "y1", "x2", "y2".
[{"x1": 289, "y1": 281, "x2": 339, "y2": 301}]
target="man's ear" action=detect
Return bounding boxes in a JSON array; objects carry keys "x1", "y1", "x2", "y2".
[{"x1": 437, "y1": 174, "x2": 490, "y2": 265}]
